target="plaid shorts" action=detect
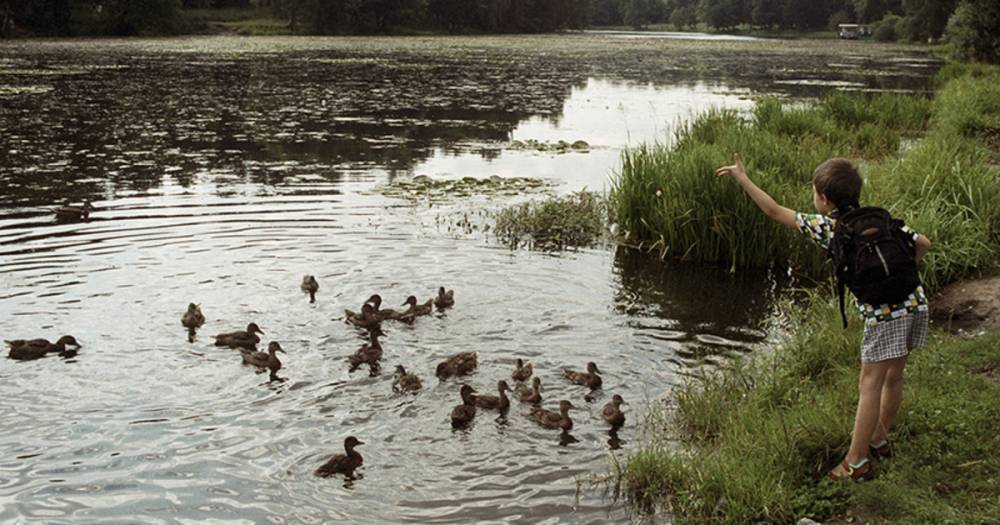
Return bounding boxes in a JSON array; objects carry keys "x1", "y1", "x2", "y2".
[{"x1": 860, "y1": 311, "x2": 929, "y2": 363}]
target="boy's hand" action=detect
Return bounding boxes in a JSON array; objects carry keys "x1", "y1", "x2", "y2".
[{"x1": 715, "y1": 153, "x2": 747, "y2": 180}]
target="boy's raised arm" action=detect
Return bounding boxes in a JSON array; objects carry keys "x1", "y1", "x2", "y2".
[{"x1": 716, "y1": 153, "x2": 797, "y2": 229}]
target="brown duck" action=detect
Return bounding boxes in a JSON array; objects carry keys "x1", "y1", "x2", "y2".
[
  {"x1": 349, "y1": 331, "x2": 383, "y2": 373},
  {"x1": 563, "y1": 361, "x2": 602, "y2": 389},
  {"x1": 434, "y1": 287, "x2": 455, "y2": 309},
  {"x1": 241, "y1": 341, "x2": 286, "y2": 380},
  {"x1": 512, "y1": 358, "x2": 533, "y2": 382},
  {"x1": 530, "y1": 400, "x2": 575, "y2": 431},
  {"x1": 393, "y1": 365, "x2": 422, "y2": 393},
  {"x1": 398, "y1": 295, "x2": 433, "y2": 318},
  {"x1": 301, "y1": 275, "x2": 319, "y2": 303},
  {"x1": 515, "y1": 376, "x2": 542, "y2": 404},
  {"x1": 436, "y1": 352, "x2": 478, "y2": 379},
  {"x1": 214, "y1": 323, "x2": 264, "y2": 350},
  {"x1": 345, "y1": 303, "x2": 381, "y2": 329},
  {"x1": 474, "y1": 380, "x2": 512, "y2": 411},
  {"x1": 602, "y1": 394, "x2": 627, "y2": 428},
  {"x1": 52, "y1": 199, "x2": 94, "y2": 222},
  {"x1": 450, "y1": 384, "x2": 478, "y2": 428},
  {"x1": 181, "y1": 303, "x2": 205, "y2": 329},
  {"x1": 315, "y1": 436, "x2": 364, "y2": 478},
  {"x1": 366, "y1": 294, "x2": 403, "y2": 321},
  {"x1": 6, "y1": 335, "x2": 81, "y2": 360}
]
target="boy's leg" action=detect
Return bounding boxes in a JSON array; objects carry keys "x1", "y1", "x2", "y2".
[
  {"x1": 845, "y1": 360, "x2": 892, "y2": 465},
  {"x1": 871, "y1": 355, "x2": 908, "y2": 445}
]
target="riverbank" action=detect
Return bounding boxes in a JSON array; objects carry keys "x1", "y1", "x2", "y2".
[{"x1": 613, "y1": 63, "x2": 1000, "y2": 523}]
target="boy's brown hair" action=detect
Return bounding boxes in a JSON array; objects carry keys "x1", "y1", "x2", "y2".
[{"x1": 813, "y1": 158, "x2": 862, "y2": 208}]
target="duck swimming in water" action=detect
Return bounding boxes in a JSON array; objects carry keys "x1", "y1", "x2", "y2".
[
  {"x1": 393, "y1": 365, "x2": 422, "y2": 393},
  {"x1": 241, "y1": 341, "x2": 286, "y2": 381},
  {"x1": 450, "y1": 384, "x2": 477, "y2": 428},
  {"x1": 349, "y1": 331, "x2": 383, "y2": 374},
  {"x1": 214, "y1": 323, "x2": 264, "y2": 350},
  {"x1": 436, "y1": 352, "x2": 478, "y2": 379},
  {"x1": 563, "y1": 361, "x2": 602, "y2": 389},
  {"x1": 474, "y1": 380, "x2": 512, "y2": 412},
  {"x1": 301, "y1": 275, "x2": 319, "y2": 303},
  {"x1": 398, "y1": 295, "x2": 433, "y2": 318},
  {"x1": 366, "y1": 294, "x2": 402, "y2": 321},
  {"x1": 315, "y1": 436, "x2": 364, "y2": 478},
  {"x1": 345, "y1": 303, "x2": 381, "y2": 330},
  {"x1": 6, "y1": 335, "x2": 81, "y2": 361},
  {"x1": 529, "y1": 400, "x2": 575, "y2": 431},
  {"x1": 512, "y1": 358, "x2": 533, "y2": 382},
  {"x1": 52, "y1": 199, "x2": 94, "y2": 222},
  {"x1": 515, "y1": 376, "x2": 542, "y2": 404},
  {"x1": 434, "y1": 287, "x2": 455, "y2": 309},
  {"x1": 602, "y1": 394, "x2": 627, "y2": 428},
  {"x1": 181, "y1": 303, "x2": 205, "y2": 329}
]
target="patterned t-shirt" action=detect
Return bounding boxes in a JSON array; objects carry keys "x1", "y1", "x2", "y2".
[{"x1": 795, "y1": 212, "x2": 928, "y2": 326}]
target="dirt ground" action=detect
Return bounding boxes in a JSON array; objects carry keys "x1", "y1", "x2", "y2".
[{"x1": 929, "y1": 275, "x2": 1000, "y2": 333}]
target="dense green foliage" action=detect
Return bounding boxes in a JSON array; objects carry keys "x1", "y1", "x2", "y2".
[
  {"x1": 493, "y1": 191, "x2": 607, "y2": 250},
  {"x1": 946, "y1": 0, "x2": 1000, "y2": 63},
  {"x1": 610, "y1": 67, "x2": 1000, "y2": 293}
]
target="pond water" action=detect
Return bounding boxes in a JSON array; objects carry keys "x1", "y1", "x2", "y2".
[{"x1": 0, "y1": 35, "x2": 937, "y2": 523}]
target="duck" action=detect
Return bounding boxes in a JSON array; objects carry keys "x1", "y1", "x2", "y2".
[
  {"x1": 512, "y1": 358, "x2": 533, "y2": 382},
  {"x1": 434, "y1": 287, "x2": 455, "y2": 309},
  {"x1": 397, "y1": 295, "x2": 433, "y2": 318},
  {"x1": 602, "y1": 394, "x2": 627, "y2": 428},
  {"x1": 436, "y1": 352, "x2": 478, "y2": 379},
  {"x1": 345, "y1": 303, "x2": 381, "y2": 329},
  {"x1": 366, "y1": 294, "x2": 403, "y2": 321},
  {"x1": 563, "y1": 361, "x2": 602, "y2": 389},
  {"x1": 301, "y1": 275, "x2": 319, "y2": 303},
  {"x1": 214, "y1": 323, "x2": 264, "y2": 350},
  {"x1": 52, "y1": 199, "x2": 94, "y2": 222},
  {"x1": 181, "y1": 303, "x2": 205, "y2": 329},
  {"x1": 529, "y1": 400, "x2": 575, "y2": 431},
  {"x1": 474, "y1": 380, "x2": 512, "y2": 411},
  {"x1": 6, "y1": 335, "x2": 81, "y2": 361},
  {"x1": 315, "y1": 436, "x2": 364, "y2": 478},
  {"x1": 240, "y1": 341, "x2": 286, "y2": 380},
  {"x1": 450, "y1": 384, "x2": 477, "y2": 428},
  {"x1": 349, "y1": 331, "x2": 383, "y2": 373},
  {"x1": 393, "y1": 365, "x2": 422, "y2": 393},
  {"x1": 515, "y1": 376, "x2": 542, "y2": 404}
]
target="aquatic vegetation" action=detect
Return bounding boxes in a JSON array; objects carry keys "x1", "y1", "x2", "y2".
[
  {"x1": 508, "y1": 139, "x2": 591, "y2": 153},
  {"x1": 493, "y1": 191, "x2": 607, "y2": 250},
  {"x1": 377, "y1": 174, "x2": 551, "y2": 202}
]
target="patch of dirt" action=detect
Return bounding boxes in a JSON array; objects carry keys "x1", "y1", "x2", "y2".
[{"x1": 929, "y1": 275, "x2": 1000, "y2": 334}]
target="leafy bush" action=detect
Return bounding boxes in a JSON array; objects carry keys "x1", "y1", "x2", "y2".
[
  {"x1": 493, "y1": 191, "x2": 606, "y2": 250},
  {"x1": 873, "y1": 13, "x2": 901, "y2": 41},
  {"x1": 946, "y1": 0, "x2": 1000, "y2": 63}
]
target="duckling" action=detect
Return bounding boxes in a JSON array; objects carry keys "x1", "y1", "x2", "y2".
[
  {"x1": 315, "y1": 436, "x2": 364, "y2": 478},
  {"x1": 450, "y1": 384, "x2": 477, "y2": 428},
  {"x1": 6, "y1": 335, "x2": 81, "y2": 361},
  {"x1": 474, "y1": 380, "x2": 512, "y2": 411},
  {"x1": 563, "y1": 361, "x2": 602, "y2": 389},
  {"x1": 529, "y1": 400, "x2": 575, "y2": 431},
  {"x1": 345, "y1": 303, "x2": 381, "y2": 330},
  {"x1": 181, "y1": 303, "x2": 205, "y2": 329},
  {"x1": 436, "y1": 352, "x2": 478, "y2": 379},
  {"x1": 349, "y1": 331, "x2": 383, "y2": 374},
  {"x1": 397, "y1": 295, "x2": 433, "y2": 319},
  {"x1": 366, "y1": 294, "x2": 402, "y2": 321},
  {"x1": 241, "y1": 341, "x2": 286, "y2": 380},
  {"x1": 52, "y1": 199, "x2": 94, "y2": 222},
  {"x1": 512, "y1": 358, "x2": 533, "y2": 382},
  {"x1": 214, "y1": 323, "x2": 264, "y2": 350},
  {"x1": 392, "y1": 365, "x2": 422, "y2": 393},
  {"x1": 434, "y1": 286, "x2": 455, "y2": 309},
  {"x1": 515, "y1": 376, "x2": 542, "y2": 404},
  {"x1": 301, "y1": 275, "x2": 319, "y2": 303},
  {"x1": 602, "y1": 394, "x2": 627, "y2": 428}
]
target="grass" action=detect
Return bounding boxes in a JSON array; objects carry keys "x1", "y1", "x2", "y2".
[
  {"x1": 181, "y1": 8, "x2": 292, "y2": 36},
  {"x1": 610, "y1": 66, "x2": 1000, "y2": 295},
  {"x1": 617, "y1": 291, "x2": 1000, "y2": 524},
  {"x1": 493, "y1": 190, "x2": 606, "y2": 250}
]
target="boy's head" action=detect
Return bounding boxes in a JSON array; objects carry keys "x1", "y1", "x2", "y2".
[{"x1": 812, "y1": 158, "x2": 862, "y2": 214}]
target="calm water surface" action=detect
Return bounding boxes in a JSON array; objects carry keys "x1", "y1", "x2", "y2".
[{"x1": 0, "y1": 35, "x2": 936, "y2": 523}]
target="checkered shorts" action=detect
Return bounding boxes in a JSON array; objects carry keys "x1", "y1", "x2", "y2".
[{"x1": 860, "y1": 311, "x2": 929, "y2": 363}]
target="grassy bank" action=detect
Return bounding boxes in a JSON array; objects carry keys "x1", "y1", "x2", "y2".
[
  {"x1": 610, "y1": 65, "x2": 1000, "y2": 294},
  {"x1": 613, "y1": 65, "x2": 1000, "y2": 523}
]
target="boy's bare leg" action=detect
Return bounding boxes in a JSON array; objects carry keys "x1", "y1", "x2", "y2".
[
  {"x1": 871, "y1": 355, "x2": 908, "y2": 444},
  {"x1": 846, "y1": 361, "x2": 891, "y2": 465}
]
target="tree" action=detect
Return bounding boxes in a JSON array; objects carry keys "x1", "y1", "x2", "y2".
[
  {"x1": 699, "y1": 0, "x2": 740, "y2": 30},
  {"x1": 751, "y1": 0, "x2": 781, "y2": 28},
  {"x1": 670, "y1": 5, "x2": 698, "y2": 29},
  {"x1": 946, "y1": 0, "x2": 1000, "y2": 63},
  {"x1": 104, "y1": 0, "x2": 182, "y2": 35},
  {"x1": 901, "y1": 0, "x2": 958, "y2": 40},
  {"x1": 852, "y1": 0, "x2": 901, "y2": 23},
  {"x1": 623, "y1": 0, "x2": 656, "y2": 29}
]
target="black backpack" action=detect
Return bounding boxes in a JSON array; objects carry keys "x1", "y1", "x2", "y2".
[{"x1": 828, "y1": 206, "x2": 920, "y2": 328}]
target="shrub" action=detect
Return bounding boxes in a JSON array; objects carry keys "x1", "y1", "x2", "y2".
[{"x1": 873, "y1": 14, "x2": 901, "y2": 41}]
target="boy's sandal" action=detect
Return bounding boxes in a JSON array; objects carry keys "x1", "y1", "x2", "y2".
[
  {"x1": 870, "y1": 440, "x2": 894, "y2": 459},
  {"x1": 826, "y1": 460, "x2": 874, "y2": 482}
]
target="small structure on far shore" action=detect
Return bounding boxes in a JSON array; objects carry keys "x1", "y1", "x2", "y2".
[{"x1": 838, "y1": 24, "x2": 872, "y2": 39}]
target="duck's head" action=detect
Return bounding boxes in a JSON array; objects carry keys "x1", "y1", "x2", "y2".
[
  {"x1": 532, "y1": 376, "x2": 542, "y2": 389},
  {"x1": 515, "y1": 358, "x2": 524, "y2": 367},
  {"x1": 303, "y1": 275, "x2": 316, "y2": 285},
  {"x1": 247, "y1": 323, "x2": 264, "y2": 335},
  {"x1": 612, "y1": 394, "x2": 626, "y2": 406},
  {"x1": 394, "y1": 365, "x2": 407, "y2": 376},
  {"x1": 498, "y1": 380, "x2": 511, "y2": 392},
  {"x1": 435, "y1": 362, "x2": 449, "y2": 377},
  {"x1": 438, "y1": 286, "x2": 447, "y2": 296},
  {"x1": 344, "y1": 436, "x2": 364, "y2": 450},
  {"x1": 587, "y1": 362, "x2": 601, "y2": 374},
  {"x1": 366, "y1": 294, "x2": 382, "y2": 308},
  {"x1": 187, "y1": 303, "x2": 200, "y2": 312},
  {"x1": 559, "y1": 400, "x2": 576, "y2": 413},
  {"x1": 267, "y1": 341, "x2": 285, "y2": 354},
  {"x1": 401, "y1": 295, "x2": 417, "y2": 307},
  {"x1": 459, "y1": 384, "x2": 477, "y2": 402},
  {"x1": 361, "y1": 303, "x2": 375, "y2": 315},
  {"x1": 56, "y1": 335, "x2": 81, "y2": 348}
]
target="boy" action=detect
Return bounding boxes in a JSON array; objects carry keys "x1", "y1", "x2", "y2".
[{"x1": 716, "y1": 154, "x2": 932, "y2": 481}]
